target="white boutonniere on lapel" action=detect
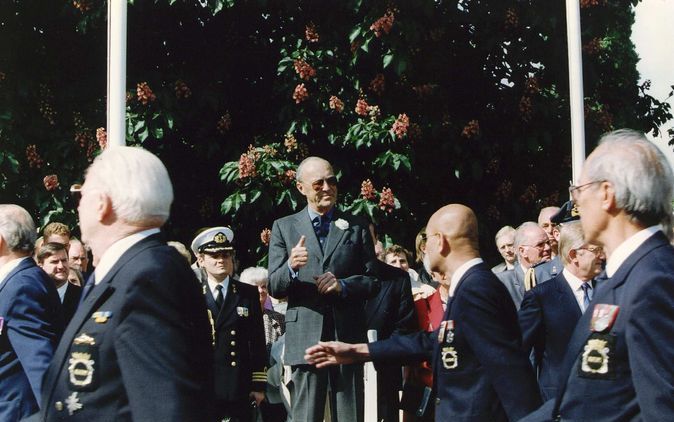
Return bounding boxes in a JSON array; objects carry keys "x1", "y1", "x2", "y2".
[{"x1": 334, "y1": 218, "x2": 349, "y2": 230}]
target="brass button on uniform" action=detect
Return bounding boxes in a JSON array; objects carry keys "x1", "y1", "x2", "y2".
[
  {"x1": 230, "y1": 330, "x2": 236, "y2": 335},
  {"x1": 55, "y1": 401, "x2": 64, "y2": 411},
  {"x1": 230, "y1": 341, "x2": 236, "y2": 346},
  {"x1": 231, "y1": 361, "x2": 237, "y2": 367},
  {"x1": 230, "y1": 351, "x2": 236, "y2": 356}
]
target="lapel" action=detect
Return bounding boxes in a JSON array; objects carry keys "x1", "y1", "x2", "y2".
[
  {"x1": 201, "y1": 281, "x2": 220, "y2": 316},
  {"x1": 42, "y1": 234, "x2": 161, "y2": 408},
  {"x1": 0, "y1": 257, "x2": 36, "y2": 296},
  {"x1": 322, "y1": 210, "x2": 348, "y2": 263},
  {"x1": 216, "y1": 279, "x2": 238, "y2": 329},
  {"x1": 431, "y1": 262, "x2": 481, "y2": 379},
  {"x1": 554, "y1": 231, "x2": 670, "y2": 410},
  {"x1": 555, "y1": 274, "x2": 583, "y2": 318},
  {"x1": 294, "y1": 208, "x2": 324, "y2": 259},
  {"x1": 514, "y1": 264, "x2": 525, "y2": 292}
]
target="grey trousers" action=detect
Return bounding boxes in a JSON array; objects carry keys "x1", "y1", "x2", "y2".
[{"x1": 289, "y1": 364, "x2": 364, "y2": 422}]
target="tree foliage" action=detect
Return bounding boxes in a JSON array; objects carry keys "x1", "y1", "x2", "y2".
[{"x1": 0, "y1": 0, "x2": 671, "y2": 265}]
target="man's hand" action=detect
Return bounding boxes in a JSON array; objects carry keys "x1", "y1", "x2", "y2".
[
  {"x1": 314, "y1": 272, "x2": 342, "y2": 295},
  {"x1": 304, "y1": 341, "x2": 370, "y2": 368},
  {"x1": 249, "y1": 391, "x2": 265, "y2": 407},
  {"x1": 289, "y1": 235, "x2": 308, "y2": 271}
]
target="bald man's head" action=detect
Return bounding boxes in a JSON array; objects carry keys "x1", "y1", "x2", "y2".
[{"x1": 425, "y1": 204, "x2": 480, "y2": 274}]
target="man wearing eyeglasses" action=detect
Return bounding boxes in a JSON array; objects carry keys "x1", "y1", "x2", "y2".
[
  {"x1": 497, "y1": 222, "x2": 551, "y2": 309},
  {"x1": 268, "y1": 156, "x2": 380, "y2": 422},
  {"x1": 518, "y1": 220, "x2": 604, "y2": 402},
  {"x1": 521, "y1": 129, "x2": 674, "y2": 421}
]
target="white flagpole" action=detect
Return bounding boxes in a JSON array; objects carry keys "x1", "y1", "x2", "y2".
[
  {"x1": 107, "y1": 0, "x2": 127, "y2": 147},
  {"x1": 364, "y1": 329, "x2": 378, "y2": 421},
  {"x1": 566, "y1": 0, "x2": 586, "y2": 184}
]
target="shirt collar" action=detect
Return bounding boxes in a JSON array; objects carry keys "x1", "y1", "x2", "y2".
[
  {"x1": 308, "y1": 207, "x2": 334, "y2": 222},
  {"x1": 562, "y1": 267, "x2": 590, "y2": 292},
  {"x1": 94, "y1": 228, "x2": 160, "y2": 284},
  {"x1": 57, "y1": 282, "x2": 69, "y2": 302},
  {"x1": 207, "y1": 275, "x2": 230, "y2": 297},
  {"x1": 0, "y1": 256, "x2": 31, "y2": 287},
  {"x1": 449, "y1": 257, "x2": 484, "y2": 297},
  {"x1": 605, "y1": 225, "x2": 660, "y2": 278}
]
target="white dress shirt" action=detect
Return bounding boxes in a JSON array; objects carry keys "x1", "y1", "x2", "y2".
[
  {"x1": 0, "y1": 256, "x2": 30, "y2": 287},
  {"x1": 94, "y1": 228, "x2": 161, "y2": 285},
  {"x1": 449, "y1": 257, "x2": 484, "y2": 297},
  {"x1": 562, "y1": 268, "x2": 592, "y2": 311},
  {"x1": 605, "y1": 225, "x2": 661, "y2": 278},
  {"x1": 207, "y1": 276, "x2": 230, "y2": 303}
]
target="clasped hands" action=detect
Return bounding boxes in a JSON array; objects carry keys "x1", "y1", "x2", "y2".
[{"x1": 289, "y1": 235, "x2": 342, "y2": 295}]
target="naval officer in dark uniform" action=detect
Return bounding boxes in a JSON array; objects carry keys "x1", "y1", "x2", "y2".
[{"x1": 192, "y1": 227, "x2": 267, "y2": 422}]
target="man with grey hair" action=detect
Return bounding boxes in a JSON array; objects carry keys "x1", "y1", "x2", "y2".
[
  {"x1": 30, "y1": 146, "x2": 214, "y2": 421},
  {"x1": 522, "y1": 129, "x2": 674, "y2": 421},
  {"x1": 518, "y1": 221, "x2": 604, "y2": 401},
  {"x1": 268, "y1": 156, "x2": 380, "y2": 422},
  {"x1": 491, "y1": 225, "x2": 516, "y2": 273},
  {"x1": 0, "y1": 204, "x2": 63, "y2": 421},
  {"x1": 497, "y1": 222, "x2": 551, "y2": 309}
]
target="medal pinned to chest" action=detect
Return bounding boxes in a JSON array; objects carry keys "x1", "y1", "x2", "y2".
[
  {"x1": 579, "y1": 304, "x2": 619, "y2": 379},
  {"x1": 438, "y1": 320, "x2": 458, "y2": 370},
  {"x1": 68, "y1": 333, "x2": 99, "y2": 391}
]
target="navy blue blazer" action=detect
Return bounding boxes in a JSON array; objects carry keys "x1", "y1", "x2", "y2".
[
  {"x1": 0, "y1": 258, "x2": 63, "y2": 421},
  {"x1": 370, "y1": 262, "x2": 541, "y2": 421},
  {"x1": 200, "y1": 277, "x2": 267, "y2": 404},
  {"x1": 34, "y1": 234, "x2": 215, "y2": 422},
  {"x1": 522, "y1": 231, "x2": 674, "y2": 421},
  {"x1": 518, "y1": 272, "x2": 582, "y2": 401}
]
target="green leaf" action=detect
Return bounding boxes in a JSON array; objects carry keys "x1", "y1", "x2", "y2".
[
  {"x1": 249, "y1": 189, "x2": 262, "y2": 203},
  {"x1": 154, "y1": 127, "x2": 164, "y2": 139},
  {"x1": 138, "y1": 127, "x2": 149, "y2": 143},
  {"x1": 383, "y1": 53, "x2": 394, "y2": 68},
  {"x1": 221, "y1": 192, "x2": 245, "y2": 214},
  {"x1": 349, "y1": 27, "x2": 362, "y2": 43}
]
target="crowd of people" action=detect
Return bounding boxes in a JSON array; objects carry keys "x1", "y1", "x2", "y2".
[{"x1": 1, "y1": 128, "x2": 673, "y2": 422}]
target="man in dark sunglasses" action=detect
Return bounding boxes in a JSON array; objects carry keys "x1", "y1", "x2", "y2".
[{"x1": 267, "y1": 156, "x2": 380, "y2": 422}]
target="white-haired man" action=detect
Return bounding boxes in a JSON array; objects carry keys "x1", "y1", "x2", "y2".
[
  {"x1": 491, "y1": 225, "x2": 516, "y2": 273},
  {"x1": 29, "y1": 146, "x2": 214, "y2": 421},
  {"x1": 0, "y1": 205, "x2": 63, "y2": 421},
  {"x1": 522, "y1": 129, "x2": 674, "y2": 421},
  {"x1": 518, "y1": 221, "x2": 604, "y2": 401},
  {"x1": 497, "y1": 222, "x2": 551, "y2": 309}
]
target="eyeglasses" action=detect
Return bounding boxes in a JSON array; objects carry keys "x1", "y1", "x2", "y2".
[
  {"x1": 306, "y1": 176, "x2": 337, "y2": 191},
  {"x1": 577, "y1": 245, "x2": 603, "y2": 255},
  {"x1": 522, "y1": 240, "x2": 550, "y2": 250},
  {"x1": 568, "y1": 180, "x2": 605, "y2": 202}
]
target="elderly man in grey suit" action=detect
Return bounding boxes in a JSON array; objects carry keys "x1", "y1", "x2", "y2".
[
  {"x1": 268, "y1": 156, "x2": 380, "y2": 422},
  {"x1": 497, "y1": 222, "x2": 551, "y2": 309}
]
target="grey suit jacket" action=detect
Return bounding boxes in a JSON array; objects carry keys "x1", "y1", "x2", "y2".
[
  {"x1": 268, "y1": 207, "x2": 380, "y2": 365},
  {"x1": 496, "y1": 264, "x2": 526, "y2": 309},
  {"x1": 491, "y1": 261, "x2": 509, "y2": 274}
]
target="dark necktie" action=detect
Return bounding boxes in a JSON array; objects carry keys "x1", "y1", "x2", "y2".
[
  {"x1": 215, "y1": 284, "x2": 224, "y2": 309},
  {"x1": 312, "y1": 215, "x2": 330, "y2": 246},
  {"x1": 580, "y1": 282, "x2": 593, "y2": 312},
  {"x1": 79, "y1": 273, "x2": 96, "y2": 306}
]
